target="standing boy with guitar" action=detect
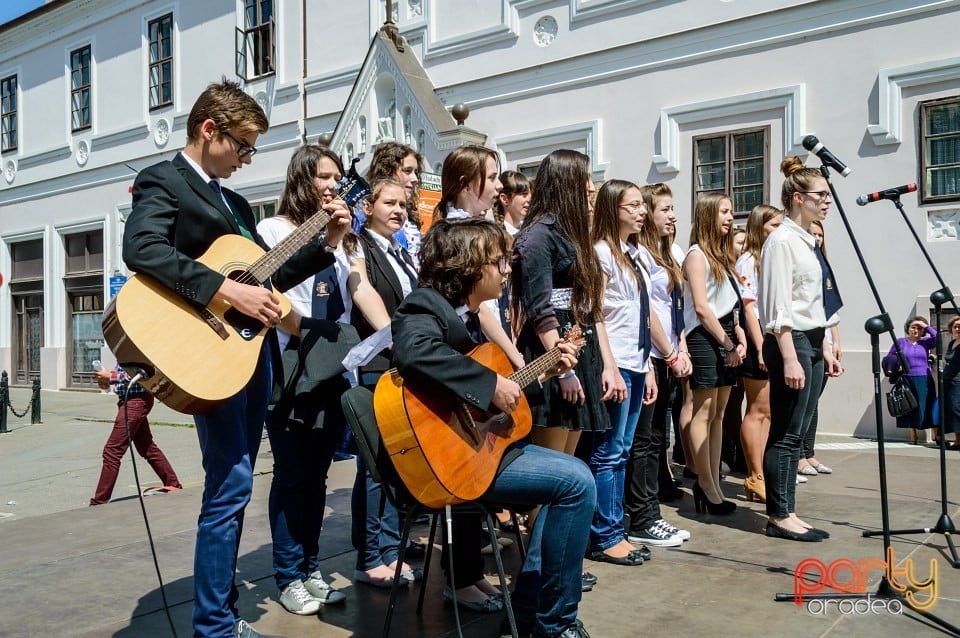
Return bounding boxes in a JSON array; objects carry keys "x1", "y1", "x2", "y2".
[
  {"x1": 122, "y1": 79, "x2": 351, "y2": 638},
  {"x1": 391, "y1": 218, "x2": 594, "y2": 638}
]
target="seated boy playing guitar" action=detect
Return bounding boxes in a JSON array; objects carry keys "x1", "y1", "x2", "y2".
[{"x1": 391, "y1": 218, "x2": 594, "y2": 638}]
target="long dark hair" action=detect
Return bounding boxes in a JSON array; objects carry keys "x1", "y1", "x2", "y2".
[
  {"x1": 276, "y1": 145, "x2": 344, "y2": 226},
  {"x1": 512, "y1": 149, "x2": 603, "y2": 325},
  {"x1": 638, "y1": 183, "x2": 682, "y2": 294},
  {"x1": 434, "y1": 145, "x2": 499, "y2": 219},
  {"x1": 366, "y1": 141, "x2": 423, "y2": 225},
  {"x1": 590, "y1": 179, "x2": 642, "y2": 288}
]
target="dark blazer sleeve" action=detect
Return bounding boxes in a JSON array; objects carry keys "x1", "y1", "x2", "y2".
[
  {"x1": 393, "y1": 291, "x2": 497, "y2": 411},
  {"x1": 123, "y1": 161, "x2": 227, "y2": 307}
]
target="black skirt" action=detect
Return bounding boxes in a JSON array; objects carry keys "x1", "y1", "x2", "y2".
[
  {"x1": 517, "y1": 309, "x2": 611, "y2": 432},
  {"x1": 687, "y1": 311, "x2": 739, "y2": 389}
]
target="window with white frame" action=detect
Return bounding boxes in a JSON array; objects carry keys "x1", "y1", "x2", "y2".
[
  {"x1": 148, "y1": 14, "x2": 173, "y2": 109},
  {"x1": 1, "y1": 74, "x2": 16, "y2": 152},
  {"x1": 70, "y1": 45, "x2": 92, "y2": 131},
  {"x1": 920, "y1": 97, "x2": 960, "y2": 204},
  {"x1": 693, "y1": 127, "x2": 769, "y2": 217},
  {"x1": 250, "y1": 200, "x2": 277, "y2": 224},
  {"x1": 236, "y1": 0, "x2": 275, "y2": 80}
]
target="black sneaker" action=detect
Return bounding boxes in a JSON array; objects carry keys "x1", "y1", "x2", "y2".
[{"x1": 627, "y1": 525, "x2": 683, "y2": 547}]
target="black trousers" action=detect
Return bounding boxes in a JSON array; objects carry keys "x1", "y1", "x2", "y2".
[{"x1": 624, "y1": 358, "x2": 672, "y2": 532}]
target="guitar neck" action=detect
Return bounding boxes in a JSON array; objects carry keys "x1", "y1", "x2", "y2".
[
  {"x1": 246, "y1": 210, "x2": 332, "y2": 282},
  {"x1": 509, "y1": 348, "x2": 564, "y2": 389}
]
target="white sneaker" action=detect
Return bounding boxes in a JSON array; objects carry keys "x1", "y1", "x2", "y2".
[
  {"x1": 304, "y1": 571, "x2": 346, "y2": 605},
  {"x1": 654, "y1": 518, "x2": 690, "y2": 541},
  {"x1": 279, "y1": 580, "x2": 321, "y2": 615},
  {"x1": 796, "y1": 474, "x2": 808, "y2": 484}
]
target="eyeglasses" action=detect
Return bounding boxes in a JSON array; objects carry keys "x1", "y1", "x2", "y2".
[
  {"x1": 221, "y1": 130, "x2": 258, "y2": 159},
  {"x1": 951, "y1": 324, "x2": 960, "y2": 331},
  {"x1": 619, "y1": 202, "x2": 646, "y2": 212},
  {"x1": 801, "y1": 190, "x2": 832, "y2": 201},
  {"x1": 487, "y1": 255, "x2": 510, "y2": 274}
]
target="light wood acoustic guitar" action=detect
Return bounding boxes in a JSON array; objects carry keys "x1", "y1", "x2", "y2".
[
  {"x1": 101, "y1": 176, "x2": 369, "y2": 414},
  {"x1": 373, "y1": 326, "x2": 584, "y2": 508}
]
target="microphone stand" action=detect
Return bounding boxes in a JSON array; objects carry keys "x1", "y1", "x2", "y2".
[
  {"x1": 860, "y1": 195, "x2": 960, "y2": 570},
  {"x1": 773, "y1": 166, "x2": 958, "y2": 636}
]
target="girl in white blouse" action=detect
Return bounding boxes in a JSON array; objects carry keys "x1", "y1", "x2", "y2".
[
  {"x1": 759, "y1": 156, "x2": 840, "y2": 542},
  {"x1": 682, "y1": 193, "x2": 746, "y2": 515},
  {"x1": 734, "y1": 205, "x2": 782, "y2": 503}
]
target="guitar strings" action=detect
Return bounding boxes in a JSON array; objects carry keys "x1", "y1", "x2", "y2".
[{"x1": 228, "y1": 179, "x2": 360, "y2": 287}]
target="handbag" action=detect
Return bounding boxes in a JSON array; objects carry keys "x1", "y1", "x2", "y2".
[{"x1": 886, "y1": 376, "x2": 918, "y2": 418}]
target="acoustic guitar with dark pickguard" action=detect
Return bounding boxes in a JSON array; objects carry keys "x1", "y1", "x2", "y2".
[
  {"x1": 102, "y1": 176, "x2": 369, "y2": 414},
  {"x1": 373, "y1": 326, "x2": 585, "y2": 508}
]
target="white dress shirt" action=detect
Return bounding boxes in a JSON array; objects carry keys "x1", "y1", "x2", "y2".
[
  {"x1": 637, "y1": 245, "x2": 679, "y2": 358},
  {"x1": 759, "y1": 216, "x2": 828, "y2": 334},
  {"x1": 360, "y1": 230, "x2": 416, "y2": 298},
  {"x1": 595, "y1": 239, "x2": 650, "y2": 373}
]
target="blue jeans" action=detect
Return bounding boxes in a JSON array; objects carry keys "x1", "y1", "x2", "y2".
[
  {"x1": 351, "y1": 455, "x2": 402, "y2": 570},
  {"x1": 483, "y1": 443, "x2": 595, "y2": 637},
  {"x1": 192, "y1": 350, "x2": 272, "y2": 638},
  {"x1": 267, "y1": 419, "x2": 343, "y2": 590},
  {"x1": 351, "y1": 369, "x2": 402, "y2": 570},
  {"x1": 590, "y1": 368, "x2": 645, "y2": 550},
  {"x1": 763, "y1": 329, "x2": 824, "y2": 518}
]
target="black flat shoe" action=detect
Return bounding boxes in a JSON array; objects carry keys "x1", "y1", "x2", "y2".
[
  {"x1": 586, "y1": 549, "x2": 644, "y2": 566},
  {"x1": 806, "y1": 527, "x2": 830, "y2": 539},
  {"x1": 630, "y1": 544, "x2": 652, "y2": 561},
  {"x1": 404, "y1": 541, "x2": 427, "y2": 559},
  {"x1": 581, "y1": 571, "x2": 598, "y2": 586},
  {"x1": 765, "y1": 522, "x2": 822, "y2": 542}
]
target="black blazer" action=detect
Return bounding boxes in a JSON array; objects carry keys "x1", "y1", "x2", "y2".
[
  {"x1": 350, "y1": 228, "x2": 412, "y2": 374},
  {"x1": 123, "y1": 152, "x2": 334, "y2": 306},
  {"x1": 392, "y1": 288, "x2": 496, "y2": 411}
]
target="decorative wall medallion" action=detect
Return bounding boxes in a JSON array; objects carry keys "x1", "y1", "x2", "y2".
[
  {"x1": 3, "y1": 159, "x2": 16, "y2": 184},
  {"x1": 928, "y1": 209, "x2": 960, "y2": 241},
  {"x1": 255, "y1": 91, "x2": 269, "y2": 112},
  {"x1": 154, "y1": 117, "x2": 171, "y2": 146},
  {"x1": 76, "y1": 139, "x2": 90, "y2": 166},
  {"x1": 533, "y1": 15, "x2": 558, "y2": 47},
  {"x1": 408, "y1": 0, "x2": 422, "y2": 17}
]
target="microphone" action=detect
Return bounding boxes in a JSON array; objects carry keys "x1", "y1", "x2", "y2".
[
  {"x1": 802, "y1": 135, "x2": 852, "y2": 177},
  {"x1": 856, "y1": 183, "x2": 917, "y2": 205},
  {"x1": 118, "y1": 363, "x2": 155, "y2": 380}
]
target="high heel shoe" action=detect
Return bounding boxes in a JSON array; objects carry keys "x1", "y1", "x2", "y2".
[
  {"x1": 692, "y1": 482, "x2": 737, "y2": 515},
  {"x1": 743, "y1": 475, "x2": 766, "y2": 503}
]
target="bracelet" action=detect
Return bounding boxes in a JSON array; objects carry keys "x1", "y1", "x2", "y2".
[
  {"x1": 558, "y1": 371, "x2": 576, "y2": 380},
  {"x1": 665, "y1": 351, "x2": 679, "y2": 366}
]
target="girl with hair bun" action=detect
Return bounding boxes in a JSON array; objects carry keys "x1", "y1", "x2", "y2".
[{"x1": 759, "y1": 156, "x2": 842, "y2": 541}]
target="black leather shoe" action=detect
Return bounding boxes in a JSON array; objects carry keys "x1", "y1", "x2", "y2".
[
  {"x1": 586, "y1": 549, "x2": 644, "y2": 566},
  {"x1": 765, "y1": 522, "x2": 823, "y2": 542},
  {"x1": 807, "y1": 527, "x2": 831, "y2": 539},
  {"x1": 404, "y1": 541, "x2": 426, "y2": 559},
  {"x1": 581, "y1": 571, "x2": 598, "y2": 586}
]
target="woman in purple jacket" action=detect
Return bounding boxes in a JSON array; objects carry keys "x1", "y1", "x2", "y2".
[{"x1": 883, "y1": 316, "x2": 938, "y2": 444}]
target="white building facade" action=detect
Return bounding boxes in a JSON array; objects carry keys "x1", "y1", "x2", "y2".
[{"x1": 0, "y1": 0, "x2": 958, "y2": 438}]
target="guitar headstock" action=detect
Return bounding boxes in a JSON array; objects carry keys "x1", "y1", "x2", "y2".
[{"x1": 336, "y1": 174, "x2": 372, "y2": 209}]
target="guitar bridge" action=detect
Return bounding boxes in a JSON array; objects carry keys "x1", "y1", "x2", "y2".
[
  {"x1": 199, "y1": 308, "x2": 230, "y2": 340},
  {"x1": 454, "y1": 402, "x2": 483, "y2": 445}
]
